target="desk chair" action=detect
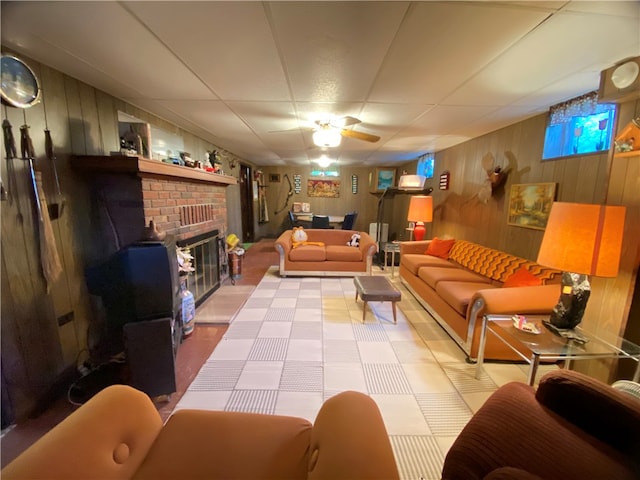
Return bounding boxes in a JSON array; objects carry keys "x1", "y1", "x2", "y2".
[
  {"x1": 311, "y1": 215, "x2": 333, "y2": 229},
  {"x1": 342, "y1": 211, "x2": 358, "y2": 230}
]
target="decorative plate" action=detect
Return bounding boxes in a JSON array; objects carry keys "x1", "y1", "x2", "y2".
[{"x1": 0, "y1": 55, "x2": 41, "y2": 108}]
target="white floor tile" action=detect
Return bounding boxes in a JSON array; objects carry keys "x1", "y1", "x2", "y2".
[
  {"x1": 324, "y1": 363, "x2": 367, "y2": 392},
  {"x1": 208, "y1": 339, "x2": 255, "y2": 360},
  {"x1": 174, "y1": 391, "x2": 231, "y2": 411},
  {"x1": 233, "y1": 307, "x2": 268, "y2": 322},
  {"x1": 293, "y1": 308, "x2": 323, "y2": 322},
  {"x1": 236, "y1": 361, "x2": 284, "y2": 389},
  {"x1": 372, "y1": 394, "x2": 432, "y2": 435},
  {"x1": 426, "y1": 339, "x2": 468, "y2": 363},
  {"x1": 275, "y1": 391, "x2": 324, "y2": 422},
  {"x1": 358, "y1": 341, "x2": 399, "y2": 364},
  {"x1": 258, "y1": 322, "x2": 292, "y2": 338},
  {"x1": 402, "y1": 362, "x2": 458, "y2": 394},
  {"x1": 460, "y1": 390, "x2": 495, "y2": 414},
  {"x1": 286, "y1": 339, "x2": 323, "y2": 362},
  {"x1": 323, "y1": 322, "x2": 356, "y2": 340},
  {"x1": 271, "y1": 297, "x2": 298, "y2": 308}
]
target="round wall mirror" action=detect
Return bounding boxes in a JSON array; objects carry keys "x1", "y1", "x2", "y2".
[{"x1": 0, "y1": 54, "x2": 41, "y2": 108}]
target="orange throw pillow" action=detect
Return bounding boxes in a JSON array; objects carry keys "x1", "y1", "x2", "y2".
[
  {"x1": 425, "y1": 238, "x2": 455, "y2": 259},
  {"x1": 503, "y1": 267, "x2": 542, "y2": 288}
]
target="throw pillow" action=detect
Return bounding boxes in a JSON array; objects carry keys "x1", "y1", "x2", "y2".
[
  {"x1": 503, "y1": 267, "x2": 542, "y2": 288},
  {"x1": 425, "y1": 237, "x2": 456, "y2": 259},
  {"x1": 346, "y1": 233, "x2": 360, "y2": 247}
]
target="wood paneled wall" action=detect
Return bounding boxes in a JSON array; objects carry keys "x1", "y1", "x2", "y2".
[
  {"x1": 0, "y1": 52, "x2": 245, "y2": 421},
  {"x1": 1, "y1": 48, "x2": 637, "y2": 423},
  {"x1": 254, "y1": 165, "x2": 381, "y2": 239}
]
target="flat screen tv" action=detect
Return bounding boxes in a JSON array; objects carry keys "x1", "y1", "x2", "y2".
[{"x1": 86, "y1": 238, "x2": 180, "y2": 334}]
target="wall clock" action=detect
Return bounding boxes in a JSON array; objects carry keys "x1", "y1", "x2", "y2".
[{"x1": 0, "y1": 54, "x2": 41, "y2": 108}]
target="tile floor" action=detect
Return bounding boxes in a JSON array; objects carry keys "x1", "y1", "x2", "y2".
[
  {"x1": 174, "y1": 264, "x2": 559, "y2": 480},
  {"x1": 1, "y1": 237, "x2": 558, "y2": 478}
]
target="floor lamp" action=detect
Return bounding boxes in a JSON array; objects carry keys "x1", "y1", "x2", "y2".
[
  {"x1": 536, "y1": 202, "x2": 626, "y2": 330},
  {"x1": 407, "y1": 195, "x2": 433, "y2": 241}
]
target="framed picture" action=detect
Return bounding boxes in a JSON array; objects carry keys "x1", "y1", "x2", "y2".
[
  {"x1": 307, "y1": 179, "x2": 340, "y2": 198},
  {"x1": 269, "y1": 173, "x2": 281, "y2": 183},
  {"x1": 373, "y1": 168, "x2": 396, "y2": 191},
  {"x1": 507, "y1": 183, "x2": 556, "y2": 230}
]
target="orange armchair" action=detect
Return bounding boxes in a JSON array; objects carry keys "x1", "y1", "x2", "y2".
[{"x1": 2, "y1": 385, "x2": 399, "y2": 480}]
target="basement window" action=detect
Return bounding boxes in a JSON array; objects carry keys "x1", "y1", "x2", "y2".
[{"x1": 542, "y1": 91, "x2": 616, "y2": 160}]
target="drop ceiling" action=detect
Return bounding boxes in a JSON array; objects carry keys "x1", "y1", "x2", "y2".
[{"x1": 1, "y1": 1, "x2": 638, "y2": 166}]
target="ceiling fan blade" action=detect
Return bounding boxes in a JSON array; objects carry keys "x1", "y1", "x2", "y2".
[
  {"x1": 340, "y1": 129, "x2": 380, "y2": 143},
  {"x1": 268, "y1": 126, "x2": 314, "y2": 133},
  {"x1": 340, "y1": 116, "x2": 361, "y2": 127}
]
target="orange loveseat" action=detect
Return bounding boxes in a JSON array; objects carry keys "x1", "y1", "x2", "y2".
[
  {"x1": 400, "y1": 239, "x2": 561, "y2": 361},
  {"x1": 2, "y1": 385, "x2": 399, "y2": 480},
  {"x1": 275, "y1": 229, "x2": 377, "y2": 277}
]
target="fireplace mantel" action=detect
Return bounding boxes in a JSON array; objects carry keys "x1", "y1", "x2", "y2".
[{"x1": 71, "y1": 155, "x2": 237, "y2": 186}]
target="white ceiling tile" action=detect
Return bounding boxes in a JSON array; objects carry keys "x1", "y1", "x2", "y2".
[
  {"x1": 369, "y1": 2, "x2": 553, "y2": 104},
  {"x1": 269, "y1": 2, "x2": 409, "y2": 102},
  {"x1": 444, "y1": 7, "x2": 640, "y2": 106},
  {"x1": 125, "y1": 2, "x2": 291, "y2": 101}
]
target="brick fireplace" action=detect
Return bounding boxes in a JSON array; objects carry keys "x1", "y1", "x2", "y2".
[{"x1": 72, "y1": 155, "x2": 237, "y2": 302}]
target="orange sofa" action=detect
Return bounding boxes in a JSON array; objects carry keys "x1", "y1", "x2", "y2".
[
  {"x1": 399, "y1": 239, "x2": 561, "y2": 361},
  {"x1": 275, "y1": 229, "x2": 377, "y2": 277},
  {"x1": 2, "y1": 385, "x2": 399, "y2": 480}
]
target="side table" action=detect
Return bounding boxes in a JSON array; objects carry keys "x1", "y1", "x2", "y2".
[
  {"x1": 382, "y1": 242, "x2": 401, "y2": 277},
  {"x1": 475, "y1": 314, "x2": 640, "y2": 385}
]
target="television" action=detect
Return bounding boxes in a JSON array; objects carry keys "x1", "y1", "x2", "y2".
[{"x1": 86, "y1": 238, "x2": 181, "y2": 334}]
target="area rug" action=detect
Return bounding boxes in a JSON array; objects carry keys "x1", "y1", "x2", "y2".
[{"x1": 175, "y1": 266, "x2": 541, "y2": 480}]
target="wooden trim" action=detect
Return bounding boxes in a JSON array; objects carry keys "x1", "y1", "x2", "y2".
[{"x1": 71, "y1": 155, "x2": 237, "y2": 185}]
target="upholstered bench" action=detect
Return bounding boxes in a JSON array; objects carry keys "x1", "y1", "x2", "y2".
[{"x1": 354, "y1": 275, "x2": 401, "y2": 323}]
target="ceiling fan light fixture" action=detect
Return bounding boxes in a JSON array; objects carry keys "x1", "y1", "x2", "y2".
[
  {"x1": 316, "y1": 155, "x2": 333, "y2": 168},
  {"x1": 313, "y1": 129, "x2": 341, "y2": 148}
]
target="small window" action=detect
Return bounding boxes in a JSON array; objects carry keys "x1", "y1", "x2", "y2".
[
  {"x1": 542, "y1": 92, "x2": 616, "y2": 160},
  {"x1": 417, "y1": 153, "x2": 435, "y2": 178}
]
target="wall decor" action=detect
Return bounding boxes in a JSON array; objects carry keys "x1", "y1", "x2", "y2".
[
  {"x1": 269, "y1": 173, "x2": 281, "y2": 183},
  {"x1": 439, "y1": 171, "x2": 450, "y2": 190},
  {"x1": 307, "y1": 179, "x2": 340, "y2": 198},
  {"x1": 507, "y1": 183, "x2": 556, "y2": 230},
  {"x1": 373, "y1": 168, "x2": 396, "y2": 191},
  {"x1": 293, "y1": 174, "x2": 302, "y2": 193},
  {"x1": 351, "y1": 174, "x2": 358, "y2": 194}
]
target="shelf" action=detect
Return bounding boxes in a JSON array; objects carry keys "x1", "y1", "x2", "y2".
[
  {"x1": 71, "y1": 155, "x2": 237, "y2": 186},
  {"x1": 613, "y1": 150, "x2": 640, "y2": 159}
]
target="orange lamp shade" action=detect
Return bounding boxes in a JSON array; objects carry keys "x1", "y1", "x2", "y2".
[
  {"x1": 407, "y1": 196, "x2": 433, "y2": 223},
  {"x1": 537, "y1": 202, "x2": 626, "y2": 277}
]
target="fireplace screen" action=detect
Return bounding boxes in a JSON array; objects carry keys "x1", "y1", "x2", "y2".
[{"x1": 178, "y1": 230, "x2": 220, "y2": 306}]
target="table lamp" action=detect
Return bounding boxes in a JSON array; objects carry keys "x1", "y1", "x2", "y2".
[
  {"x1": 407, "y1": 195, "x2": 433, "y2": 241},
  {"x1": 537, "y1": 202, "x2": 626, "y2": 329}
]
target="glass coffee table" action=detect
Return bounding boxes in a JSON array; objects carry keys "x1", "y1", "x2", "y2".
[{"x1": 475, "y1": 314, "x2": 640, "y2": 385}]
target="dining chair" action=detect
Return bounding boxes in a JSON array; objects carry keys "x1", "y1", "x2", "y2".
[
  {"x1": 341, "y1": 211, "x2": 358, "y2": 230},
  {"x1": 311, "y1": 215, "x2": 332, "y2": 229}
]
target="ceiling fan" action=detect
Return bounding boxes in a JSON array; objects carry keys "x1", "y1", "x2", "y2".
[
  {"x1": 270, "y1": 115, "x2": 380, "y2": 146},
  {"x1": 312, "y1": 116, "x2": 380, "y2": 147}
]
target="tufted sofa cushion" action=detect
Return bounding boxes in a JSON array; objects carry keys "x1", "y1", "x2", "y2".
[{"x1": 448, "y1": 240, "x2": 560, "y2": 284}]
